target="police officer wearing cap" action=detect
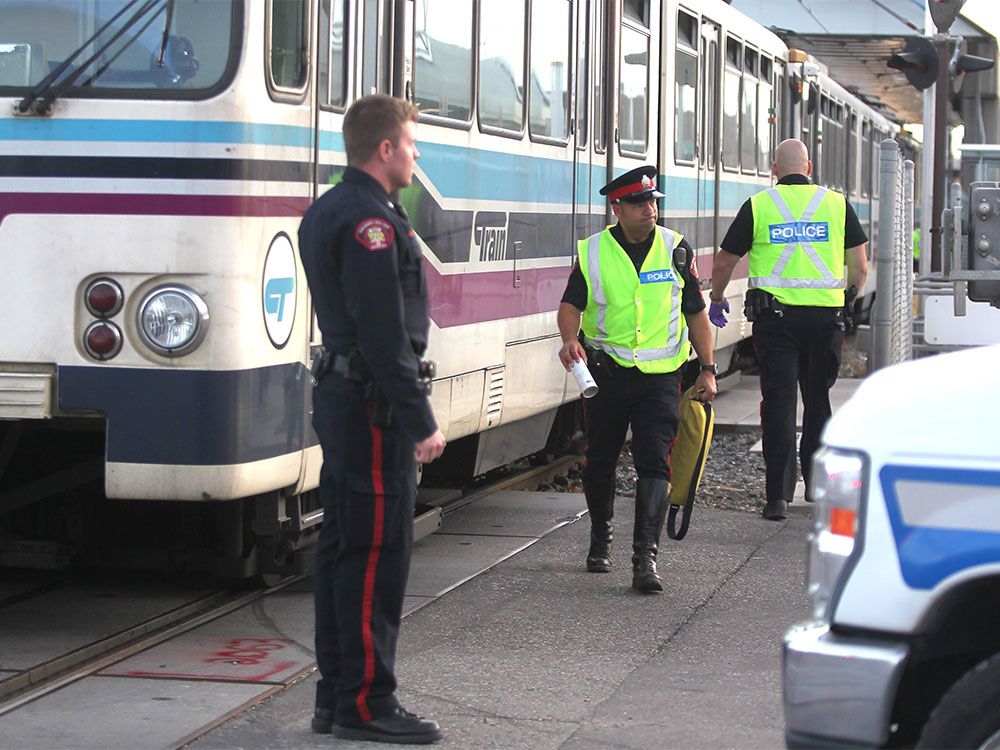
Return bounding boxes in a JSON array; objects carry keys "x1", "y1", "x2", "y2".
[
  {"x1": 558, "y1": 165, "x2": 719, "y2": 594},
  {"x1": 298, "y1": 94, "x2": 446, "y2": 744},
  {"x1": 710, "y1": 139, "x2": 868, "y2": 521}
]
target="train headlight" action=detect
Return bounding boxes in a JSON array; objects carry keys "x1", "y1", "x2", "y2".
[{"x1": 137, "y1": 285, "x2": 209, "y2": 356}]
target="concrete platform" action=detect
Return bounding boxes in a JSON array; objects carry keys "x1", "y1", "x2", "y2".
[
  {"x1": 712, "y1": 374, "x2": 862, "y2": 429},
  {"x1": 189, "y1": 493, "x2": 813, "y2": 750}
]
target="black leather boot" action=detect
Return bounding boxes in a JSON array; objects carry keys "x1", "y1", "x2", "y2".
[
  {"x1": 584, "y1": 478, "x2": 615, "y2": 572},
  {"x1": 632, "y1": 477, "x2": 669, "y2": 593}
]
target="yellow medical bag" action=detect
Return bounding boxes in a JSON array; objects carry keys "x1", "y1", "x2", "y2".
[{"x1": 667, "y1": 387, "x2": 715, "y2": 540}]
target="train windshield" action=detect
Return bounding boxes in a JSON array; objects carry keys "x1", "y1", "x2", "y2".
[{"x1": 0, "y1": 0, "x2": 238, "y2": 96}]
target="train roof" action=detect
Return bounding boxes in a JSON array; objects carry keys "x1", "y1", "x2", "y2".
[{"x1": 729, "y1": 0, "x2": 999, "y2": 126}]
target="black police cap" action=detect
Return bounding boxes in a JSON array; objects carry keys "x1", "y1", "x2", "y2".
[{"x1": 599, "y1": 165, "x2": 665, "y2": 203}]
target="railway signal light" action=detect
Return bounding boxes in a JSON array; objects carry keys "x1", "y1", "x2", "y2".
[
  {"x1": 888, "y1": 36, "x2": 939, "y2": 91},
  {"x1": 929, "y1": 0, "x2": 966, "y2": 35},
  {"x1": 950, "y1": 39, "x2": 995, "y2": 93}
]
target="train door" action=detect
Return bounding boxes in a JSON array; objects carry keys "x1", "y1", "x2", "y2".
[{"x1": 698, "y1": 19, "x2": 722, "y2": 253}]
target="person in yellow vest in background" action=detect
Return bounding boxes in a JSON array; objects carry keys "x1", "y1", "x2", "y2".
[
  {"x1": 913, "y1": 227, "x2": 921, "y2": 272},
  {"x1": 557, "y1": 165, "x2": 718, "y2": 594},
  {"x1": 709, "y1": 139, "x2": 868, "y2": 521}
]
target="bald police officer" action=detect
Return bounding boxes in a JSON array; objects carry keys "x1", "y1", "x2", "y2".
[
  {"x1": 298, "y1": 94, "x2": 445, "y2": 744},
  {"x1": 558, "y1": 165, "x2": 719, "y2": 594},
  {"x1": 710, "y1": 139, "x2": 868, "y2": 520}
]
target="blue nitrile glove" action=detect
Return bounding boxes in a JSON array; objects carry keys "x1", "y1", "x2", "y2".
[{"x1": 709, "y1": 299, "x2": 729, "y2": 328}]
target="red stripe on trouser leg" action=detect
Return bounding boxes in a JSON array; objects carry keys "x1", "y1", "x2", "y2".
[{"x1": 355, "y1": 422, "x2": 385, "y2": 722}]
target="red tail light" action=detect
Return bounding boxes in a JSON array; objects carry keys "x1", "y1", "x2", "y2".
[
  {"x1": 85, "y1": 279, "x2": 124, "y2": 317},
  {"x1": 84, "y1": 321, "x2": 123, "y2": 360}
]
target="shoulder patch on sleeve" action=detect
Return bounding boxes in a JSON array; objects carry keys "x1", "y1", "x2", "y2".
[{"x1": 355, "y1": 217, "x2": 395, "y2": 251}]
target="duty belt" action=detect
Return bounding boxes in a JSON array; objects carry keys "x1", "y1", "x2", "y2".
[
  {"x1": 311, "y1": 348, "x2": 436, "y2": 395},
  {"x1": 310, "y1": 349, "x2": 369, "y2": 385}
]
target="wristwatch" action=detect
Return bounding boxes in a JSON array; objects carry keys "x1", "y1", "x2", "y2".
[{"x1": 700, "y1": 362, "x2": 719, "y2": 375}]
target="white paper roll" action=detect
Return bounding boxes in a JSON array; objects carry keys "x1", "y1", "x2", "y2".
[{"x1": 569, "y1": 359, "x2": 599, "y2": 398}]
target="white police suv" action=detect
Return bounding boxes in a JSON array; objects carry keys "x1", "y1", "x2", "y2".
[{"x1": 783, "y1": 343, "x2": 1000, "y2": 749}]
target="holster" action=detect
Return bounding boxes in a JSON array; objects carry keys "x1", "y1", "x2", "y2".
[
  {"x1": 842, "y1": 285, "x2": 858, "y2": 334},
  {"x1": 582, "y1": 342, "x2": 618, "y2": 380},
  {"x1": 366, "y1": 382, "x2": 394, "y2": 428},
  {"x1": 744, "y1": 289, "x2": 784, "y2": 321}
]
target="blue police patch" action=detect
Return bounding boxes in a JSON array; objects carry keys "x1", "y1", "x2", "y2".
[
  {"x1": 768, "y1": 221, "x2": 830, "y2": 244},
  {"x1": 639, "y1": 269, "x2": 677, "y2": 284}
]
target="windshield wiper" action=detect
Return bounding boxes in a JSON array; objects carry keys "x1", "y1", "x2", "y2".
[
  {"x1": 16, "y1": 0, "x2": 165, "y2": 116},
  {"x1": 156, "y1": 0, "x2": 177, "y2": 68}
]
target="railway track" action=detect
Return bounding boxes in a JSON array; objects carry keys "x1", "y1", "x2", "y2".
[
  {"x1": 0, "y1": 578, "x2": 304, "y2": 713},
  {"x1": 0, "y1": 452, "x2": 584, "y2": 716}
]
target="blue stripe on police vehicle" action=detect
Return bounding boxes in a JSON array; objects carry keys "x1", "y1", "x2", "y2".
[
  {"x1": 768, "y1": 221, "x2": 830, "y2": 244},
  {"x1": 639, "y1": 269, "x2": 678, "y2": 284},
  {"x1": 879, "y1": 464, "x2": 1000, "y2": 590}
]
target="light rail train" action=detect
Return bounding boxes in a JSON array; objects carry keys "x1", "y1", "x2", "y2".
[{"x1": 0, "y1": 0, "x2": 904, "y2": 579}]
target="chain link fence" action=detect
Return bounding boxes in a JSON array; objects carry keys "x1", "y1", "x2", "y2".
[{"x1": 871, "y1": 139, "x2": 915, "y2": 370}]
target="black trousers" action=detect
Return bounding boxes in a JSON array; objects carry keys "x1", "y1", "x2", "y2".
[
  {"x1": 581, "y1": 362, "x2": 682, "y2": 483},
  {"x1": 311, "y1": 374, "x2": 415, "y2": 724},
  {"x1": 752, "y1": 306, "x2": 844, "y2": 503}
]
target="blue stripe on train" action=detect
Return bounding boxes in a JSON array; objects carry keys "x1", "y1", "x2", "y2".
[
  {"x1": 880, "y1": 464, "x2": 1000, "y2": 590},
  {"x1": 58, "y1": 363, "x2": 319, "y2": 465},
  {"x1": 0, "y1": 118, "x2": 765, "y2": 211}
]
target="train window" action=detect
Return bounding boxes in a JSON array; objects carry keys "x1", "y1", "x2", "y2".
[
  {"x1": 319, "y1": 0, "x2": 347, "y2": 109},
  {"x1": 675, "y1": 49, "x2": 697, "y2": 164},
  {"x1": 741, "y1": 77, "x2": 757, "y2": 174},
  {"x1": 861, "y1": 120, "x2": 871, "y2": 198},
  {"x1": 847, "y1": 112, "x2": 857, "y2": 196},
  {"x1": 619, "y1": 23, "x2": 649, "y2": 156},
  {"x1": 744, "y1": 48, "x2": 758, "y2": 78},
  {"x1": 726, "y1": 37, "x2": 740, "y2": 67},
  {"x1": 267, "y1": 0, "x2": 308, "y2": 94},
  {"x1": 623, "y1": 0, "x2": 650, "y2": 26},
  {"x1": 774, "y1": 61, "x2": 786, "y2": 142},
  {"x1": 705, "y1": 37, "x2": 718, "y2": 171},
  {"x1": 0, "y1": 1, "x2": 239, "y2": 97},
  {"x1": 758, "y1": 74, "x2": 772, "y2": 174},
  {"x1": 529, "y1": 0, "x2": 572, "y2": 141},
  {"x1": 872, "y1": 129, "x2": 881, "y2": 197},
  {"x1": 677, "y1": 9, "x2": 698, "y2": 50},
  {"x1": 594, "y1": 3, "x2": 606, "y2": 152},
  {"x1": 479, "y1": 0, "x2": 526, "y2": 134},
  {"x1": 414, "y1": 0, "x2": 472, "y2": 122},
  {"x1": 722, "y1": 69, "x2": 740, "y2": 171},
  {"x1": 574, "y1": 0, "x2": 588, "y2": 148}
]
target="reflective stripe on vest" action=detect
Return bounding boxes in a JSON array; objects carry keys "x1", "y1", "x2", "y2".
[
  {"x1": 579, "y1": 225, "x2": 689, "y2": 373},
  {"x1": 749, "y1": 185, "x2": 847, "y2": 306}
]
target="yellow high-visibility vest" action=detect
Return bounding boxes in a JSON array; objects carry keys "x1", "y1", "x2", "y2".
[
  {"x1": 749, "y1": 184, "x2": 847, "y2": 306},
  {"x1": 579, "y1": 226, "x2": 690, "y2": 373}
]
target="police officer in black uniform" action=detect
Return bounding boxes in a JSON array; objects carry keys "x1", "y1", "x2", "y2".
[
  {"x1": 558, "y1": 165, "x2": 719, "y2": 594},
  {"x1": 710, "y1": 139, "x2": 868, "y2": 521},
  {"x1": 298, "y1": 94, "x2": 446, "y2": 745}
]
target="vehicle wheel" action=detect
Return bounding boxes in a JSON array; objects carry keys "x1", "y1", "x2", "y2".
[{"x1": 917, "y1": 652, "x2": 1000, "y2": 749}]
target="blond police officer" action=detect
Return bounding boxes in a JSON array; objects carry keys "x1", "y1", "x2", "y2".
[
  {"x1": 710, "y1": 139, "x2": 868, "y2": 521},
  {"x1": 558, "y1": 165, "x2": 718, "y2": 593}
]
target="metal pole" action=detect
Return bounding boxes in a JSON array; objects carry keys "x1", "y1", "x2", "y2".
[
  {"x1": 873, "y1": 139, "x2": 900, "y2": 371},
  {"x1": 919, "y1": 2, "x2": 935, "y2": 279},
  {"x1": 930, "y1": 37, "x2": 950, "y2": 273},
  {"x1": 903, "y1": 160, "x2": 915, "y2": 361}
]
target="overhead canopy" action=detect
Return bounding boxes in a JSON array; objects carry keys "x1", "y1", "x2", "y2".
[{"x1": 731, "y1": 0, "x2": 997, "y2": 125}]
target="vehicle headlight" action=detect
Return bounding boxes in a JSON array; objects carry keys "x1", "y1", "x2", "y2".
[
  {"x1": 137, "y1": 285, "x2": 209, "y2": 356},
  {"x1": 806, "y1": 447, "x2": 866, "y2": 621}
]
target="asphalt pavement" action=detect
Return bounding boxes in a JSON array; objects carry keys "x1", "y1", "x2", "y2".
[{"x1": 190, "y1": 376, "x2": 851, "y2": 749}]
